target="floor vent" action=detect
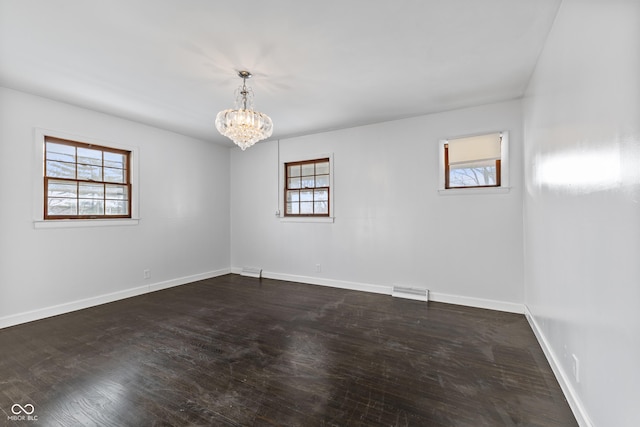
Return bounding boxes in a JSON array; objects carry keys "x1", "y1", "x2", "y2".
[
  {"x1": 392, "y1": 286, "x2": 429, "y2": 302},
  {"x1": 240, "y1": 267, "x2": 262, "y2": 278}
]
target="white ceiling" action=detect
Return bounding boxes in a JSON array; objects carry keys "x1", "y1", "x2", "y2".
[{"x1": 0, "y1": 0, "x2": 562, "y2": 147}]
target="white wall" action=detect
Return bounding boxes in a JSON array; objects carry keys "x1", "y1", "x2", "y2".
[
  {"x1": 523, "y1": 0, "x2": 640, "y2": 426},
  {"x1": 4, "y1": 2, "x2": 637, "y2": 421},
  {"x1": 0, "y1": 88, "x2": 231, "y2": 327},
  {"x1": 231, "y1": 100, "x2": 524, "y2": 311}
]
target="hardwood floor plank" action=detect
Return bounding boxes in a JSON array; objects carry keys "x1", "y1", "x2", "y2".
[{"x1": 0, "y1": 274, "x2": 577, "y2": 426}]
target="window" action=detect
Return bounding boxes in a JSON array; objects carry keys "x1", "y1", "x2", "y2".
[
  {"x1": 285, "y1": 158, "x2": 330, "y2": 216},
  {"x1": 44, "y1": 136, "x2": 131, "y2": 219},
  {"x1": 441, "y1": 132, "x2": 508, "y2": 191}
]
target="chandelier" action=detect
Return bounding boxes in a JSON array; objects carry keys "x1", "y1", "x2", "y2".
[{"x1": 215, "y1": 70, "x2": 273, "y2": 150}]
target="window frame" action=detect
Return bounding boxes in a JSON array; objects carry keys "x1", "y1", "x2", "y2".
[
  {"x1": 278, "y1": 152, "x2": 334, "y2": 223},
  {"x1": 44, "y1": 136, "x2": 132, "y2": 220},
  {"x1": 33, "y1": 129, "x2": 140, "y2": 228},
  {"x1": 444, "y1": 143, "x2": 501, "y2": 189},
  {"x1": 284, "y1": 157, "x2": 331, "y2": 217},
  {"x1": 438, "y1": 131, "x2": 510, "y2": 195}
]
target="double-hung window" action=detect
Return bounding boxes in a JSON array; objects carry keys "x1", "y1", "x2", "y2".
[
  {"x1": 285, "y1": 158, "x2": 330, "y2": 217},
  {"x1": 44, "y1": 136, "x2": 131, "y2": 219}
]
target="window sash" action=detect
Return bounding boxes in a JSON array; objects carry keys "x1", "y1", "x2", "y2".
[
  {"x1": 444, "y1": 136, "x2": 502, "y2": 189},
  {"x1": 44, "y1": 136, "x2": 132, "y2": 219},
  {"x1": 447, "y1": 132, "x2": 501, "y2": 165},
  {"x1": 284, "y1": 158, "x2": 330, "y2": 217}
]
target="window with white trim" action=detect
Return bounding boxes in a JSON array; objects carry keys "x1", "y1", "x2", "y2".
[
  {"x1": 439, "y1": 132, "x2": 509, "y2": 192},
  {"x1": 284, "y1": 158, "x2": 330, "y2": 217},
  {"x1": 44, "y1": 136, "x2": 131, "y2": 219}
]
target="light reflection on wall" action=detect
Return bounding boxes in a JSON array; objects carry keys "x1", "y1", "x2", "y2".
[{"x1": 537, "y1": 145, "x2": 622, "y2": 192}]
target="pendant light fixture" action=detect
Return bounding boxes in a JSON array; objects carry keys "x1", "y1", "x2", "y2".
[{"x1": 215, "y1": 70, "x2": 273, "y2": 150}]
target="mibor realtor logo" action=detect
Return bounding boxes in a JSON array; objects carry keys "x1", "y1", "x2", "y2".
[{"x1": 7, "y1": 403, "x2": 38, "y2": 422}]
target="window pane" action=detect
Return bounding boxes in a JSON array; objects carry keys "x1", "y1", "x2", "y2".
[
  {"x1": 104, "y1": 152, "x2": 125, "y2": 169},
  {"x1": 79, "y1": 183, "x2": 104, "y2": 199},
  {"x1": 314, "y1": 201, "x2": 328, "y2": 214},
  {"x1": 44, "y1": 137, "x2": 132, "y2": 220},
  {"x1": 284, "y1": 158, "x2": 330, "y2": 217},
  {"x1": 288, "y1": 165, "x2": 301, "y2": 177},
  {"x1": 106, "y1": 184, "x2": 128, "y2": 200},
  {"x1": 46, "y1": 160, "x2": 75, "y2": 179},
  {"x1": 300, "y1": 202, "x2": 313, "y2": 214},
  {"x1": 300, "y1": 190, "x2": 313, "y2": 202},
  {"x1": 106, "y1": 200, "x2": 128, "y2": 215},
  {"x1": 301, "y1": 163, "x2": 314, "y2": 176},
  {"x1": 301, "y1": 176, "x2": 315, "y2": 188},
  {"x1": 48, "y1": 180, "x2": 77, "y2": 198},
  {"x1": 449, "y1": 165, "x2": 497, "y2": 187},
  {"x1": 46, "y1": 143, "x2": 75, "y2": 163},
  {"x1": 316, "y1": 162, "x2": 329, "y2": 175},
  {"x1": 286, "y1": 202, "x2": 299, "y2": 214},
  {"x1": 286, "y1": 190, "x2": 299, "y2": 202},
  {"x1": 48, "y1": 198, "x2": 77, "y2": 215},
  {"x1": 78, "y1": 164, "x2": 102, "y2": 181},
  {"x1": 314, "y1": 189, "x2": 328, "y2": 201},
  {"x1": 316, "y1": 175, "x2": 329, "y2": 187},
  {"x1": 77, "y1": 147, "x2": 102, "y2": 166},
  {"x1": 287, "y1": 177, "x2": 301, "y2": 189},
  {"x1": 79, "y1": 199, "x2": 104, "y2": 215},
  {"x1": 104, "y1": 167, "x2": 125, "y2": 183}
]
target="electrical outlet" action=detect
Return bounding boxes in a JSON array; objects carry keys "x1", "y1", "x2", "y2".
[
  {"x1": 572, "y1": 354, "x2": 580, "y2": 383},
  {"x1": 315, "y1": 264, "x2": 321, "y2": 273},
  {"x1": 143, "y1": 269, "x2": 151, "y2": 279}
]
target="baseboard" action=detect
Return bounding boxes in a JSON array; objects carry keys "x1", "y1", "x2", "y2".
[
  {"x1": 0, "y1": 268, "x2": 231, "y2": 329},
  {"x1": 0, "y1": 284, "x2": 149, "y2": 330},
  {"x1": 430, "y1": 291, "x2": 523, "y2": 314},
  {"x1": 231, "y1": 267, "x2": 523, "y2": 313},
  {"x1": 524, "y1": 305, "x2": 593, "y2": 427},
  {"x1": 261, "y1": 270, "x2": 391, "y2": 295},
  {"x1": 147, "y1": 268, "x2": 230, "y2": 292}
]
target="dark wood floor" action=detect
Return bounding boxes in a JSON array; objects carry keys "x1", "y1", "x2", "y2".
[{"x1": 0, "y1": 274, "x2": 577, "y2": 426}]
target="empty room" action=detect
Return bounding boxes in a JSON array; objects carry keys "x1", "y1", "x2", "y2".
[{"x1": 0, "y1": 0, "x2": 638, "y2": 426}]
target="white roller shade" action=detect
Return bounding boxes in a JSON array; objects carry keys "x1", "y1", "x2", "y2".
[{"x1": 448, "y1": 133, "x2": 501, "y2": 165}]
